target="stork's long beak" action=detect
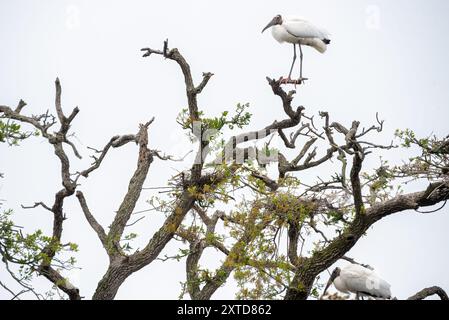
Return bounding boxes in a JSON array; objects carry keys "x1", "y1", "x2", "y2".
[
  {"x1": 261, "y1": 18, "x2": 277, "y2": 33},
  {"x1": 320, "y1": 269, "x2": 339, "y2": 299},
  {"x1": 321, "y1": 279, "x2": 334, "y2": 300}
]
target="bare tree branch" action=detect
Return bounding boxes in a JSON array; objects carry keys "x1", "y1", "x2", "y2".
[
  {"x1": 407, "y1": 286, "x2": 449, "y2": 300},
  {"x1": 76, "y1": 191, "x2": 108, "y2": 248}
]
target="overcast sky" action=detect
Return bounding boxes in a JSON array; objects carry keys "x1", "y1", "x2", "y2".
[{"x1": 1, "y1": 0, "x2": 449, "y2": 299}]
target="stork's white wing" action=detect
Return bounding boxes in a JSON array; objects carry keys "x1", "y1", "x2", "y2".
[
  {"x1": 283, "y1": 19, "x2": 329, "y2": 40},
  {"x1": 341, "y1": 264, "x2": 391, "y2": 298}
]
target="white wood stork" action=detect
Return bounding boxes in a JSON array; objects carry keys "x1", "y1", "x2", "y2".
[
  {"x1": 262, "y1": 14, "x2": 330, "y2": 83},
  {"x1": 323, "y1": 264, "x2": 392, "y2": 300}
]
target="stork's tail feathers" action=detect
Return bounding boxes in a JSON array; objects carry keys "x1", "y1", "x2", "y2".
[{"x1": 310, "y1": 38, "x2": 329, "y2": 53}]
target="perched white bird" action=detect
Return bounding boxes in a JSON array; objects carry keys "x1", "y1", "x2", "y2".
[
  {"x1": 323, "y1": 264, "x2": 392, "y2": 300},
  {"x1": 262, "y1": 14, "x2": 330, "y2": 83}
]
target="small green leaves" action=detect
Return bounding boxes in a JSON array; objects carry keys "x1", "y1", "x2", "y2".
[
  {"x1": 0, "y1": 208, "x2": 78, "y2": 287},
  {"x1": 0, "y1": 120, "x2": 27, "y2": 145},
  {"x1": 176, "y1": 103, "x2": 252, "y2": 132},
  {"x1": 68, "y1": 242, "x2": 79, "y2": 252},
  {"x1": 395, "y1": 129, "x2": 416, "y2": 148},
  {"x1": 119, "y1": 233, "x2": 139, "y2": 252}
]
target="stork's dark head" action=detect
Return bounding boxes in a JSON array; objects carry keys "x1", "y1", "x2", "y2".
[
  {"x1": 262, "y1": 14, "x2": 283, "y2": 33},
  {"x1": 321, "y1": 267, "x2": 341, "y2": 299}
]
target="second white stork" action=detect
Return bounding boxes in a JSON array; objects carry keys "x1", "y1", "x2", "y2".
[
  {"x1": 262, "y1": 14, "x2": 330, "y2": 83},
  {"x1": 323, "y1": 264, "x2": 392, "y2": 300}
]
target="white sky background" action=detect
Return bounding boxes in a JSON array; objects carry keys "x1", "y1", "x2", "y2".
[{"x1": 1, "y1": 0, "x2": 449, "y2": 299}]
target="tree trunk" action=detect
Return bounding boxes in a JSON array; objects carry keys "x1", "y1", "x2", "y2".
[
  {"x1": 284, "y1": 270, "x2": 315, "y2": 300},
  {"x1": 92, "y1": 260, "x2": 132, "y2": 300}
]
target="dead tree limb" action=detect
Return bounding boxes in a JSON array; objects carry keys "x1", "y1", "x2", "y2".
[{"x1": 407, "y1": 286, "x2": 449, "y2": 300}]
